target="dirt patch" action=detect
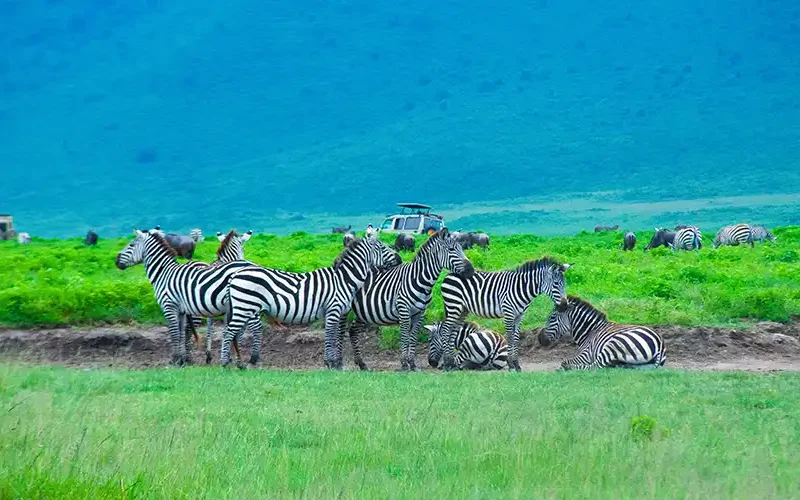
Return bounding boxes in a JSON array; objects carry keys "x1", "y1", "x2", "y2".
[{"x1": 1, "y1": 322, "x2": 799, "y2": 372}]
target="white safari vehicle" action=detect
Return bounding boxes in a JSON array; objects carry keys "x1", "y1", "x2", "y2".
[{"x1": 379, "y1": 203, "x2": 445, "y2": 235}]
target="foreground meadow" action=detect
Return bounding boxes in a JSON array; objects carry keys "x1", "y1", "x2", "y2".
[
  {"x1": 1, "y1": 228, "x2": 799, "y2": 335},
  {"x1": 0, "y1": 365, "x2": 798, "y2": 499}
]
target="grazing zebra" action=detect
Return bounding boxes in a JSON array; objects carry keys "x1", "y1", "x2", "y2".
[
  {"x1": 713, "y1": 224, "x2": 753, "y2": 248},
  {"x1": 342, "y1": 229, "x2": 474, "y2": 371},
  {"x1": 538, "y1": 296, "x2": 666, "y2": 370},
  {"x1": 750, "y1": 225, "x2": 776, "y2": 243},
  {"x1": 425, "y1": 321, "x2": 507, "y2": 370},
  {"x1": 116, "y1": 230, "x2": 256, "y2": 366},
  {"x1": 621, "y1": 232, "x2": 636, "y2": 251},
  {"x1": 436, "y1": 257, "x2": 571, "y2": 372},
  {"x1": 189, "y1": 228, "x2": 204, "y2": 243},
  {"x1": 672, "y1": 226, "x2": 702, "y2": 251},
  {"x1": 219, "y1": 237, "x2": 401, "y2": 368}
]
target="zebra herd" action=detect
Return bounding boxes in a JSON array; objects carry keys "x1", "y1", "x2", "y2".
[
  {"x1": 115, "y1": 227, "x2": 670, "y2": 372},
  {"x1": 638, "y1": 223, "x2": 775, "y2": 251}
]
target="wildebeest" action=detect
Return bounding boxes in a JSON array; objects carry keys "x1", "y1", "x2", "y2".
[
  {"x1": 343, "y1": 231, "x2": 356, "y2": 247},
  {"x1": 644, "y1": 228, "x2": 676, "y2": 250},
  {"x1": 455, "y1": 231, "x2": 490, "y2": 250},
  {"x1": 621, "y1": 231, "x2": 636, "y2": 251},
  {"x1": 594, "y1": 225, "x2": 619, "y2": 232},
  {"x1": 17, "y1": 232, "x2": 31, "y2": 244},
  {"x1": 163, "y1": 232, "x2": 195, "y2": 259},
  {"x1": 393, "y1": 233, "x2": 415, "y2": 251},
  {"x1": 331, "y1": 225, "x2": 351, "y2": 234},
  {"x1": 84, "y1": 230, "x2": 98, "y2": 246},
  {"x1": 750, "y1": 225, "x2": 776, "y2": 243}
]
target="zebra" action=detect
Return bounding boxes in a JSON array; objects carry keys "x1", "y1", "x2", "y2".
[
  {"x1": 435, "y1": 257, "x2": 572, "y2": 372},
  {"x1": 713, "y1": 224, "x2": 753, "y2": 248},
  {"x1": 219, "y1": 237, "x2": 401, "y2": 368},
  {"x1": 152, "y1": 225, "x2": 165, "y2": 237},
  {"x1": 189, "y1": 228, "x2": 204, "y2": 243},
  {"x1": 115, "y1": 229, "x2": 257, "y2": 366},
  {"x1": 425, "y1": 321, "x2": 508, "y2": 370},
  {"x1": 538, "y1": 296, "x2": 666, "y2": 370},
  {"x1": 672, "y1": 226, "x2": 702, "y2": 251},
  {"x1": 621, "y1": 232, "x2": 636, "y2": 251},
  {"x1": 342, "y1": 229, "x2": 474, "y2": 371},
  {"x1": 750, "y1": 225, "x2": 776, "y2": 243}
]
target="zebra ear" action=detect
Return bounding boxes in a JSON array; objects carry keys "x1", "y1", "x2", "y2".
[
  {"x1": 422, "y1": 325, "x2": 436, "y2": 333},
  {"x1": 561, "y1": 263, "x2": 572, "y2": 272}
]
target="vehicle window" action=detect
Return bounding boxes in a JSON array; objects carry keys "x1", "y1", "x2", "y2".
[
  {"x1": 404, "y1": 216, "x2": 421, "y2": 230},
  {"x1": 393, "y1": 218, "x2": 404, "y2": 230},
  {"x1": 381, "y1": 218, "x2": 393, "y2": 230}
]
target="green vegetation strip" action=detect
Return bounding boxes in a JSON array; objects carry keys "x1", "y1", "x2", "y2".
[
  {"x1": 1, "y1": 365, "x2": 798, "y2": 498},
  {"x1": 1, "y1": 228, "x2": 799, "y2": 331}
]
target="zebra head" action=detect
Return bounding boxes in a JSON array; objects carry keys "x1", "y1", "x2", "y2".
[
  {"x1": 519, "y1": 257, "x2": 571, "y2": 309},
  {"x1": 418, "y1": 229, "x2": 475, "y2": 278},
  {"x1": 216, "y1": 230, "x2": 246, "y2": 262},
  {"x1": 424, "y1": 322, "x2": 446, "y2": 368},
  {"x1": 539, "y1": 296, "x2": 607, "y2": 348},
  {"x1": 538, "y1": 298, "x2": 573, "y2": 347},
  {"x1": 115, "y1": 229, "x2": 150, "y2": 269}
]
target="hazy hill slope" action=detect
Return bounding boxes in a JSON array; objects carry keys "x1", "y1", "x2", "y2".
[{"x1": 1, "y1": 0, "x2": 799, "y2": 236}]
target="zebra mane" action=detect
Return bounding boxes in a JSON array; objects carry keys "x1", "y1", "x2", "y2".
[
  {"x1": 333, "y1": 237, "x2": 364, "y2": 269},
  {"x1": 148, "y1": 232, "x2": 178, "y2": 258},
  {"x1": 566, "y1": 296, "x2": 607, "y2": 321},
  {"x1": 415, "y1": 228, "x2": 448, "y2": 258},
  {"x1": 216, "y1": 230, "x2": 238, "y2": 258},
  {"x1": 514, "y1": 256, "x2": 562, "y2": 274}
]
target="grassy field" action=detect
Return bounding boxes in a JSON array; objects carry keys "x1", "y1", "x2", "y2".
[
  {"x1": 0, "y1": 365, "x2": 797, "y2": 499},
  {"x1": 1, "y1": 228, "x2": 799, "y2": 338}
]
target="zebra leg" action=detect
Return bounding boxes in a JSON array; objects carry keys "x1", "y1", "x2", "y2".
[
  {"x1": 220, "y1": 315, "x2": 250, "y2": 368},
  {"x1": 405, "y1": 312, "x2": 424, "y2": 372},
  {"x1": 205, "y1": 317, "x2": 214, "y2": 364},
  {"x1": 398, "y1": 308, "x2": 415, "y2": 372},
  {"x1": 182, "y1": 314, "x2": 196, "y2": 366},
  {"x1": 504, "y1": 314, "x2": 523, "y2": 372},
  {"x1": 440, "y1": 313, "x2": 466, "y2": 372},
  {"x1": 248, "y1": 317, "x2": 265, "y2": 366},
  {"x1": 323, "y1": 310, "x2": 345, "y2": 370},
  {"x1": 163, "y1": 307, "x2": 185, "y2": 366},
  {"x1": 344, "y1": 318, "x2": 370, "y2": 371}
]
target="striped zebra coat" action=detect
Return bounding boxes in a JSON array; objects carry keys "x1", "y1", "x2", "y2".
[
  {"x1": 713, "y1": 224, "x2": 754, "y2": 248},
  {"x1": 538, "y1": 296, "x2": 666, "y2": 370},
  {"x1": 342, "y1": 229, "x2": 474, "y2": 371},
  {"x1": 189, "y1": 229, "x2": 204, "y2": 243},
  {"x1": 219, "y1": 237, "x2": 401, "y2": 368},
  {"x1": 672, "y1": 226, "x2": 702, "y2": 251},
  {"x1": 116, "y1": 230, "x2": 255, "y2": 366},
  {"x1": 750, "y1": 225, "x2": 776, "y2": 243},
  {"x1": 425, "y1": 321, "x2": 508, "y2": 370},
  {"x1": 437, "y1": 257, "x2": 571, "y2": 372}
]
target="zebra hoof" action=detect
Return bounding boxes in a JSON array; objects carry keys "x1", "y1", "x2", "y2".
[
  {"x1": 248, "y1": 355, "x2": 260, "y2": 366},
  {"x1": 356, "y1": 362, "x2": 369, "y2": 371},
  {"x1": 205, "y1": 352, "x2": 213, "y2": 364}
]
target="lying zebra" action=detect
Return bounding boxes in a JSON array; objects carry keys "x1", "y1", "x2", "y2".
[
  {"x1": 425, "y1": 321, "x2": 508, "y2": 370},
  {"x1": 538, "y1": 296, "x2": 666, "y2": 370}
]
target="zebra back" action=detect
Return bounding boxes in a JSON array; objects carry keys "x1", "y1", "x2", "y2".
[
  {"x1": 713, "y1": 224, "x2": 752, "y2": 248},
  {"x1": 673, "y1": 227, "x2": 702, "y2": 250}
]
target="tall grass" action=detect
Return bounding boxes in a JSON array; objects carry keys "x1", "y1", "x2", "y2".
[{"x1": 1, "y1": 228, "x2": 799, "y2": 330}]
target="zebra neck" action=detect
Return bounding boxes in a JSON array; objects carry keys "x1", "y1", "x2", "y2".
[
  {"x1": 142, "y1": 245, "x2": 180, "y2": 284},
  {"x1": 412, "y1": 253, "x2": 445, "y2": 285},
  {"x1": 334, "y1": 261, "x2": 370, "y2": 291},
  {"x1": 572, "y1": 315, "x2": 608, "y2": 346}
]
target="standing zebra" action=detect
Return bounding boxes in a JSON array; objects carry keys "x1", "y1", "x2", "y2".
[
  {"x1": 219, "y1": 237, "x2": 401, "y2": 368},
  {"x1": 425, "y1": 321, "x2": 507, "y2": 370},
  {"x1": 436, "y1": 257, "x2": 571, "y2": 372},
  {"x1": 750, "y1": 225, "x2": 776, "y2": 243},
  {"x1": 116, "y1": 230, "x2": 256, "y2": 366},
  {"x1": 342, "y1": 229, "x2": 474, "y2": 371},
  {"x1": 713, "y1": 224, "x2": 753, "y2": 248},
  {"x1": 672, "y1": 226, "x2": 702, "y2": 251},
  {"x1": 189, "y1": 228, "x2": 204, "y2": 243},
  {"x1": 538, "y1": 296, "x2": 666, "y2": 370}
]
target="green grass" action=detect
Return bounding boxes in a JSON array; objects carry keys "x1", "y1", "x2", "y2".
[
  {"x1": 2, "y1": 228, "x2": 800, "y2": 336},
  {"x1": 1, "y1": 365, "x2": 798, "y2": 499}
]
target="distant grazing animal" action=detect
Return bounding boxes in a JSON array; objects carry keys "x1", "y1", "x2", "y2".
[
  {"x1": 84, "y1": 230, "x2": 98, "y2": 246},
  {"x1": 538, "y1": 296, "x2": 666, "y2": 370},
  {"x1": 343, "y1": 231, "x2": 356, "y2": 247},
  {"x1": 436, "y1": 257, "x2": 571, "y2": 372},
  {"x1": 471, "y1": 233, "x2": 490, "y2": 249},
  {"x1": 393, "y1": 233, "x2": 415, "y2": 252},
  {"x1": 672, "y1": 226, "x2": 702, "y2": 251},
  {"x1": 644, "y1": 228, "x2": 676, "y2": 250},
  {"x1": 17, "y1": 232, "x2": 31, "y2": 244},
  {"x1": 594, "y1": 225, "x2": 619, "y2": 232},
  {"x1": 115, "y1": 230, "x2": 258, "y2": 366},
  {"x1": 454, "y1": 231, "x2": 490, "y2": 250},
  {"x1": 455, "y1": 231, "x2": 473, "y2": 249},
  {"x1": 219, "y1": 237, "x2": 401, "y2": 369},
  {"x1": 331, "y1": 225, "x2": 351, "y2": 234},
  {"x1": 425, "y1": 321, "x2": 507, "y2": 370},
  {"x1": 189, "y1": 229, "x2": 204, "y2": 243},
  {"x1": 714, "y1": 224, "x2": 754, "y2": 248},
  {"x1": 343, "y1": 229, "x2": 472, "y2": 371},
  {"x1": 621, "y1": 231, "x2": 636, "y2": 251},
  {"x1": 750, "y1": 225, "x2": 776, "y2": 244},
  {"x1": 163, "y1": 233, "x2": 196, "y2": 259}
]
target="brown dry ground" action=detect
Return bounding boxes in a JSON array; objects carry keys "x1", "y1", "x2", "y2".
[{"x1": 2, "y1": 321, "x2": 800, "y2": 372}]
